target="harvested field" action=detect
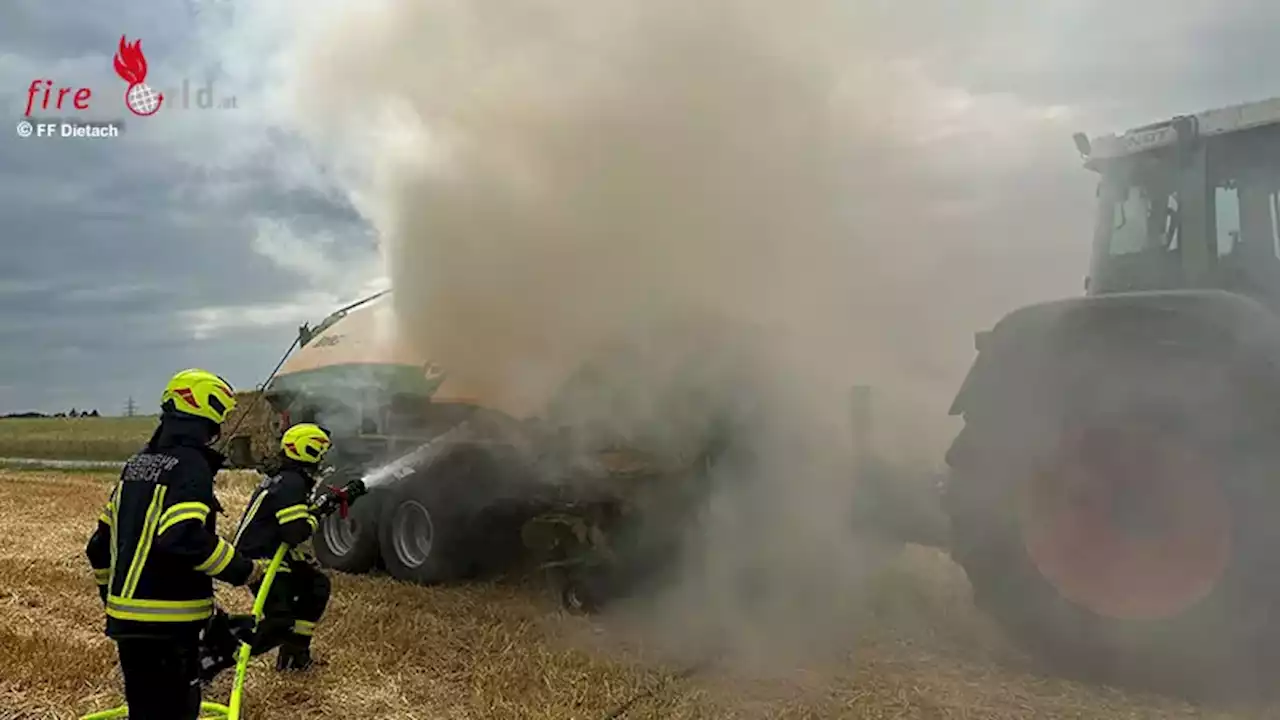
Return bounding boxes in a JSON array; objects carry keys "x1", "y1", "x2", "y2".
[
  {"x1": 2, "y1": 468, "x2": 1274, "y2": 719},
  {"x1": 0, "y1": 390, "x2": 276, "y2": 468},
  {"x1": 0, "y1": 417, "x2": 155, "y2": 462}
]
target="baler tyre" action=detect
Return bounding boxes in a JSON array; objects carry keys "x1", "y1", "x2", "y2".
[
  {"x1": 377, "y1": 483, "x2": 479, "y2": 584},
  {"x1": 944, "y1": 361, "x2": 1280, "y2": 699},
  {"x1": 561, "y1": 576, "x2": 605, "y2": 615},
  {"x1": 376, "y1": 448, "x2": 504, "y2": 585},
  {"x1": 547, "y1": 566, "x2": 607, "y2": 615},
  {"x1": 311, "y1": 470, "x2": 384, "y2": 575}
]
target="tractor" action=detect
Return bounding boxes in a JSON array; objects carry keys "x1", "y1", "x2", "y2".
[{"x1": 942, "y1": 95, "x2": 1280, "y2": 695}]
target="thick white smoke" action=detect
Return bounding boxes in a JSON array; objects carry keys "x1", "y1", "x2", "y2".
[
  {"x1": 234, "y1": 0, "x2": 1096, "y2": 667},
  {"x1": 270, "y1": 1, "x2": 1089, "y2": 439}
]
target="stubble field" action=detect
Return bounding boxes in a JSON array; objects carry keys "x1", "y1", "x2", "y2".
[
  {"x1": 1, "y1": 416, "x2": 1277, "y2": 718},
  {"x1": 4, "y1": 466, "x2": 1277, "y2": 716}
]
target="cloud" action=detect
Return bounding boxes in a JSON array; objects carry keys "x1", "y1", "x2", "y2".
[
  {"x1": 0, "y1": 0, "x2": 384, "y2": 414},
  {"x1": 4, "y1": 0, "x2": 1280, "y2": 421},
  {"x1": 183, "y1": 278, "x2": 390, "y2": 341},
  {"x1": 183, "y1": 295, "x2": 326, "y2": 341}
]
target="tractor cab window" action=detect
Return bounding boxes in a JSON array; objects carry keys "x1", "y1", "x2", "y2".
[
  {"x1": 1108, "y1": 183, "x2": 1179, "y2": 255},
  {"x1": 1209, "y1": 132, "x2": 1280, "y2": 303},
  {"x1": 1212, "y1": 181, "x2": 1280, "y2": 261},
  {"x1": 1089, "y1": 153, "x2": 1186, "y2": 293},
  {"x1": 1214, "y1": 183, "x2": 1242, "y2": 257}
]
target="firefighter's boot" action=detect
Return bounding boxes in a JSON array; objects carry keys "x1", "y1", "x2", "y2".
[
  {"x1": 198, "y1": 612, "x2": 254, "y2": 685},
  {"x1": 276, "y1": 636, "x2": 324, "y2": 672}
]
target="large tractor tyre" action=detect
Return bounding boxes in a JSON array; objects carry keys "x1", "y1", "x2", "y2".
[
  {"x1": 312, "y1": 465, "x2": 386, "y2": 574},
  {"x1": 377, "y1": 446, "x2": 515, "y2": 585},
  {"x1": 944, "y1": 348, "x2": 1280, "y2": 698}
]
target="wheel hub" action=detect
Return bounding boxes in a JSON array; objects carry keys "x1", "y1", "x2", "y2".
[
  {"x1": 1019, "y1": 424, "x2": 1232, "y2": 621},
  {"x1": 321, "y1": 512, "x2": 359, "y2": 557},
  {"x1": 391, "y1": 500, "x2": 435, "y2": 569}
]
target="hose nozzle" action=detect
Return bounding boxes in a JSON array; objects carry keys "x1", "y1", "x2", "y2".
[
  {"x1": 345, "y1": 477, "x2": 369, "y2": 500},
  {"x1": 313, "y1": 478, "x2": 369, "y2": 519}
]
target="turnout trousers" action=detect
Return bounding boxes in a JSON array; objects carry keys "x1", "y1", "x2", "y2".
[
  {"x1": 249, "y1": 560, "x2": 331, "y2": 656},
  {"x1": 116, "y1": 636, "x2": 203, "y2": 720}
]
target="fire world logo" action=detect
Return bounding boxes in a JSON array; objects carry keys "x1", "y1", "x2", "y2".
[{"x1": 113, "y1": 36, "x2": 164, "y2": 116}]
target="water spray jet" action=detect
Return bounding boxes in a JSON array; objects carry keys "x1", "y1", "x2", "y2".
[{"x1": 356, "y1": 422, "x2": 479, "y2": 491}]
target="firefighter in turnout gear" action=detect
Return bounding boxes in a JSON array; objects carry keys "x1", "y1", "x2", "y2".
[
  {"x1": 231, "y1": 422, "x2": 334, "y2": 671},
  {"x1": 84, "y1": 369, "x2": 267, "y2": 720}
]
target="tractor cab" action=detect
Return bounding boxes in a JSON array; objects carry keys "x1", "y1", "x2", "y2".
[{"x1": 1079, "y1": 97, "x2": 1280, "y2": 307}]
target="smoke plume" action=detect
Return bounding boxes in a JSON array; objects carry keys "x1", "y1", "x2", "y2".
[{"x1": 273, "y1": 0, "x2": 1093, "y2": 668}]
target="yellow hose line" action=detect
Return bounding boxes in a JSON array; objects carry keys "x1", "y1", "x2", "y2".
[{"x1": 80, "y1": 543, "x2": 291, "y2": 720}]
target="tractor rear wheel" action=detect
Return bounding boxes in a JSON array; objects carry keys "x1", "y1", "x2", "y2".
[{"x1": 944, "y1": 352, "x2": 1280, "y2": 697}]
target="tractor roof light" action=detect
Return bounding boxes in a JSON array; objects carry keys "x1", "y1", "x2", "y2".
[{"x1": 1072, "y1": 132, "x2": 1092, "y2": 158}]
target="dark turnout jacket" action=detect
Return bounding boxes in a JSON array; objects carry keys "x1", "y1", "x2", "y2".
[
  {"x1": 232, "y1": 461, "x2": 320, "y2": 569},
  {"x1": 85, "y1": 414, "x2": 256, "y2": 638}
]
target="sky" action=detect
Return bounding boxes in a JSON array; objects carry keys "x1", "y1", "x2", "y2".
[{"x1": 3, "y1": 1, "x2": 1280, "y2": 415}]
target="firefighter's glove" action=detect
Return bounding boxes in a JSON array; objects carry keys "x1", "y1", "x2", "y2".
[
  {"x1": 245, "y1": 559, "x2": 268, "y2": 586},
  {"x1": 298, "y1": 547, "x2": 321, "y2": 569}
]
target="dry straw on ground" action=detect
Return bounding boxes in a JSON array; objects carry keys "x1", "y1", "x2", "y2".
[{"x1": 2, "y1": 468, "x2": 1274, "y2": 719}]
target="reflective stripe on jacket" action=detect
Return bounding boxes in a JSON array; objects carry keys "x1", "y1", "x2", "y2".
[
  {"x1": 85, "y1": 416, "x2": 255, "y2": 638},
  {"x1": 232, "y1": 463, "x2": 320, "y2": 570}
]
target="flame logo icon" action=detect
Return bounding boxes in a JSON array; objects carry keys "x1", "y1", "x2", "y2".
[{"x1": 113, "y1": 35, "x2": 164, "y2": 117}]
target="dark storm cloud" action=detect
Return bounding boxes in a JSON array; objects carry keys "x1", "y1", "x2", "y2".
[{"x1": 0, "y1": 129, "x2": 311, "y2": 310}]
